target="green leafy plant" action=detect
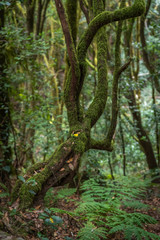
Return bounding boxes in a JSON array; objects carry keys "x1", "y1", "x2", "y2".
[
  {"x1": 75, "y1": 177, "x2": 160, "y2": 240},
  {"x1": 0, "y1": 182, "x2": 9, "y2": 199},
  {"x1": 37, "y1": 232, "x2": 49, "y2": 240},
  {"x1": 39, "y1": 208, "x2": 63, "y2": 230},
  {"x1": 78, "y1": 222, "x2": 107, "y2": 240},
  {"x1": 44, "y1": 187, "x2": 76, "y2": 207},
  {"x1": 56, "y1": 187, "x2": 76, "y2": 199}
]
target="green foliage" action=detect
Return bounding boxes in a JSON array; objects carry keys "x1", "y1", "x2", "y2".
[
  {"x1": 108, "y1": 212, "x2": 158, "y2": 239},
  {"x1": 44, "y1": 187, "x2": 56, "y2": 207},
  {"x1": 37, "y1": 232, "x2": 49, "y2": 240},
  {"x1": 0, "y1": 182, "x2": 8, "y2": 191},
  {"x1": 0, "y1": 192, "x2": 9, "y2": 198},
  {"x1": 44, "y1": 187, "x2": 76, "y2": 207},
  {"x1": 56, "y1": 188, "x2": 76, "y2": 199},
  {"x1": 0, "y1": 182, "x2": 9, "y2": 199},
  {"x1": 77, "y1": 222, "x2": 107, "y2": 240},
  {"x1": 0, "y1": 211, "x2": 4, "y2": 218},
  {"x1": 18, "y1": 175, "x2": 26, "y2": 183},
  {"x1": 50, "y1": 207, "x2": 76, "y2": 218},
  {"x1": 109, "y1": 225, "x2": 160, "y2": 240},
  {"x1": 39, "y1": 208, "x2": 63, "y2": 230},
  {"x1": 0, "y1": 1, "x2": 11, "y2": 8},
  {"x1": 122, "y1": 200, "x2": 148, "y2": 209},
  {"x1": 75, "y1": 177, "x2": 160, "y2": 240}
]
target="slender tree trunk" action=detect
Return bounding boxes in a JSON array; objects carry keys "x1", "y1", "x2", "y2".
[
  {"x1": 0, "y1": 3, "x2": 12, "y2": 188},
  {"x1": 108, "y1": 153, "x2": 114, "y2": 180},
  {"x1": 127, "y1": 90, "x2": 157, "y2": 169},
  {"x1": 119, "y1": 111, "x2": 126, "y2": 176},
  {"x1": 152, "y1": 82, "x2": 160, "y2": 166}
]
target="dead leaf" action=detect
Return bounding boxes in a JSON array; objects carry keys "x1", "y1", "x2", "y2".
[
  {"x1": 68, "y1": 164, "x2": 74, "y2": 171},
  {"x1": 66, "y1": 158, "x2": 73, "y2": 163},
  {"x1": 60, "y1": 168, "x2": 65, "y2": 171},
  {"x1": 35, "y1": 205, "x2": 41, "y2": 210},
  {"x1": 11, "y1": 198, "x2": 19, "y2": 209},
  {"x1": 3, "y1": 212, "x2": 9, "y2": 225}
]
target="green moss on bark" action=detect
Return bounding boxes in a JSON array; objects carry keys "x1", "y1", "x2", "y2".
[
  {"x1": 27, "y1": 162, "x2": 47, "y2": 175},
  {"x1": 86, "y1": 0, "x2": 108, "y2": 127},
  {"x1": 15, "y1": 140, "x2": 73, "y2": 209},
  {"x1": 72, "y1": 132, "x2": 88, "y2": 154},
  {"x1": 19, "y1": 167, "x2": 51, "y2": 209}
]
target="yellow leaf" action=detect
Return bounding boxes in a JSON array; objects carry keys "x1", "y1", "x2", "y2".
[
  {"x1": 73, "y1": 133, "x2": 79, "y2": 137},
  {"x1": 50, "y1": 218, "x2": 54, "y2": 223}
]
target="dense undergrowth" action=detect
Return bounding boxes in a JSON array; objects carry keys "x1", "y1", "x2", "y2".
[
  {"x1": 0, "y1": 175, "x2": 160, "y2": 240},
  {"x1": 50, "y1": 176, "x2": 160, "y2": 240}
]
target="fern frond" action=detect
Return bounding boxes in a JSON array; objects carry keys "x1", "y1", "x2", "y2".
[
  {"x1": 78, "y1": 222, "x2": 107, "y2": 240},
  {"x1": 122, "y1": 200, "x2": 149, "y2": 209},
  {"x1": 124, "y1": 225, "x2": 160, "y2": 240},
  {"x1": 109, "y1": 224, "x2": 160, "y2": 240},
  {"x1": 0, "y1": 192, "x2": 9, "y2": 198},
  {"x1": 50, "y1": 207, "x2": 76, "y2": 218},
  {"x1": 76, "y1": 176, "x2": 159, "y2": 240},
  {"x1": 0, "y1": 182, "x2": 8, "y2": 191},
  {"x1": 56, "y1": 188, "x2": 76, "y2": 199}
]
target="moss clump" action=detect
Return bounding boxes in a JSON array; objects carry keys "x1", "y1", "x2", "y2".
[
  {"x1": 19, "y1": 177, "x2": 42, "y2": 209},
  {"x1": 19, "y1": 167, "x2": 51, "y2": 209},
  {"x1": 73, "y1": 132, "x2": 88, "y2": 154},
  {"x1": 27, "y1": 162, "x2": 47, "y2": 175}
]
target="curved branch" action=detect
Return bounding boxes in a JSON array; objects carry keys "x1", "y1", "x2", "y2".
[
  {"x1": 90, "y1": 138, "x2": 113, "y2": 151},
  {"x1": 77, "y1": 0, "x2": 145, "y2": 62},
  {"x1": 117, "y1": 60, "x2": 132, "y2": 77}
]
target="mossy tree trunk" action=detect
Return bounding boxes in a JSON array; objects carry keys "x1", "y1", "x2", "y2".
[{"x1": 11, "y1": 0, "x2": 146, "y2": 209}]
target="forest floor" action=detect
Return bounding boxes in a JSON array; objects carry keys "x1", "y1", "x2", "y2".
[{"x1": 0, "y1": 184, "x2": 160, "y2": 240}]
